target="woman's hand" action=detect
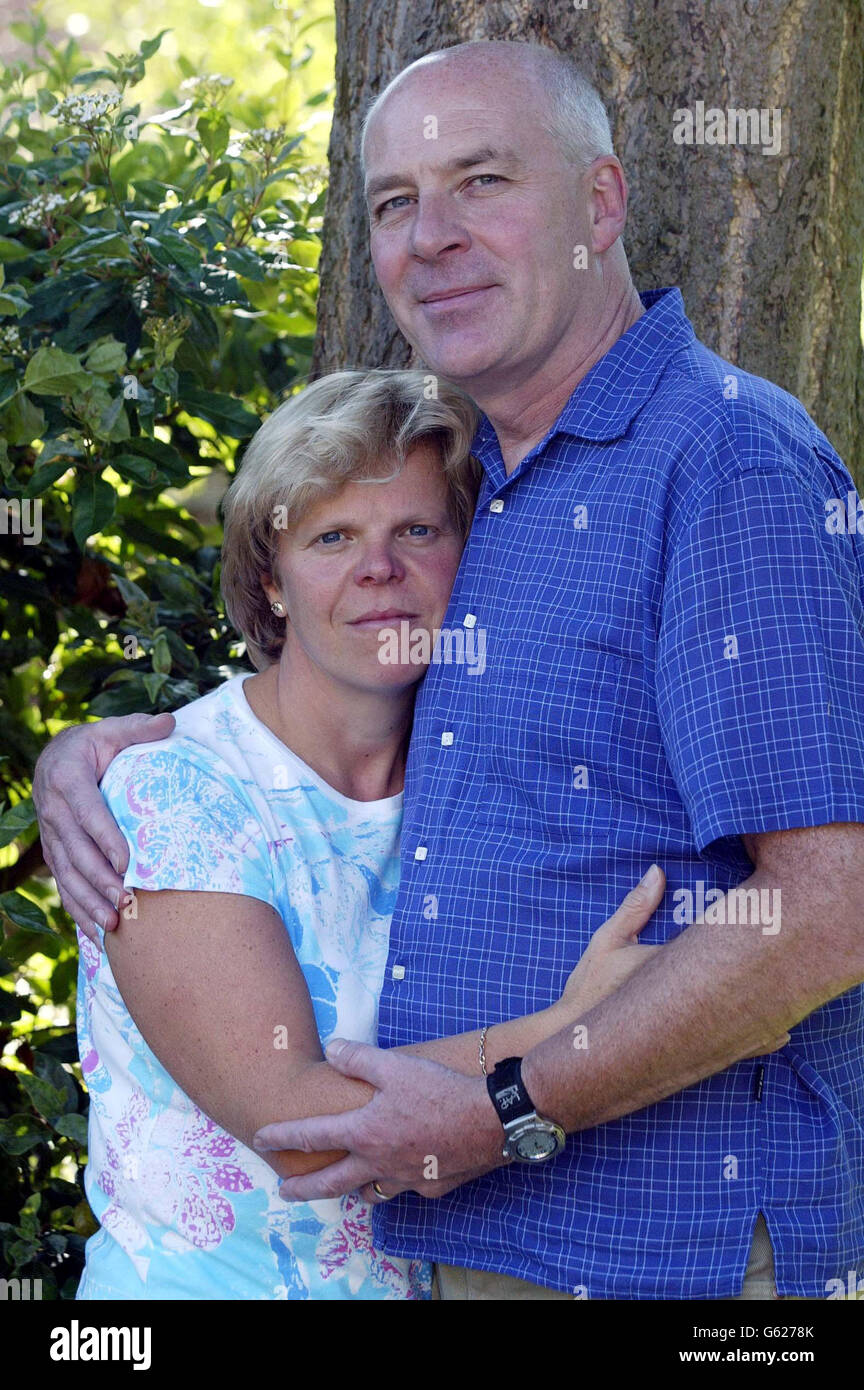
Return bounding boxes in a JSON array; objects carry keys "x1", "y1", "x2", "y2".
[
  {"x1": 558, "y1": 864, "x2": 667, "y2": 1018},
  {"x1": 556, "y1": 865, "x2": 790, "y2": 1057}
]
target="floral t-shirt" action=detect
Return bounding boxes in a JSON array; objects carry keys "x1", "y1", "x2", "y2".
[{"x1": 76, "y1": 673, "x2": 431, "y2": 1300}]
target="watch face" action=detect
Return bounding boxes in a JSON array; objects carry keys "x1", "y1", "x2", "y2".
[{"x1": 514, "y1": 1128, "x2": 559, "y2": 1161}]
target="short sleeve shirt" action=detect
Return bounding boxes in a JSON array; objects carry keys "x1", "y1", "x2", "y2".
[
  {"x1": 373, "y1": 287, "x2": 864, "y2": 1299},
  {"x1": 76, "y1": 674, "x2": 431, "y2": 1300}
]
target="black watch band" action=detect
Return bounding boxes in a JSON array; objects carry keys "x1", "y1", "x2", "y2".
[{"x1": 486, "y1": 1055, "x2": 535, "y2": 1126}]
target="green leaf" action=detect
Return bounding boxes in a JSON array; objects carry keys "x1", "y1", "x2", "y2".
[
  {"x1": 0, "y1": 891, "x2": 54, "y2": 936},
  {"x1": 109, "y1": 452, "x2": 166, "y2": 488},
  {"x1": 177, "y1": 377, "x2": 259, "y2": 438},
  {"x1": 0, "y1": 236, "x2": 30, "y2": 262},
  {"x1": 72, "y1": 475, "x2": 116, "y2": 547},
  {"x1": 0, "y1": 796, "x2": 36, "y2": 849},
  {"x1": 114, "y1": 574, "x2": 151, "y2": 609},
  {"x1": 23, "y1": 457, "x2": 74, "y2": 497},
  {"x1": 51, "y1": 1113, "x2": 88, "y2": 1145},
  {"x1": 84, "y1": 337, "x2": 128, "y2": 375},
  {"x1": 151, "y1": 632, "x2": 172, "y2": 674},
  {"x1": 139, "y1": 29, "x2": 170, "y2": 60},
  {"x1": 222, "y1": 247, "x2": 267, "y2": 282},
  {"x1": 197, "y1": 112, "x2": 230, "y2": 163},
  {"x1": 0, "y1": 1115, "x2": 46, "y2": 1156},
  {"x1": 0, "y1": 391, "x2": 45, "y2": 446},
  {"x1": 153, "y1": 365, "x2": 179, "y2": 400},
  {"x1": 33, "y1": 1051, "x2": 78, "y2": 1110},
  {"x1": 142, "y1": 671, "x2": 168, "y2": 702},
  {"x1": 120, "y1": 436, "x2": 191, "y2": 483},
  {"x1": 0, "y1": 989, "x2": 25, "y2": 1024},
  {"x1": 145, "y1": 230, "x2": 201, "y2": 273},
  {"x1": 94, "y1": 392, "x2": 130, "y2": 443},
  {"x1": 23, "y1": 345, "x2": 91, "y2": 397},
  {"x1": 17, "y1": 1072, "x2": 67, "y2": 1123},
  {"x1": 0, "y1": 290, "x2": 30, "y2": 318}
]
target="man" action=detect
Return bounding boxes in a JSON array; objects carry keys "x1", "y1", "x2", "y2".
[{"x1": 34, "y1": 41, "x2": 864, "y2": 1300}]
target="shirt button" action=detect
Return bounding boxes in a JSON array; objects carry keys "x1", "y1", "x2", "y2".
[
  {"x1": 441, "y1": 731, "x2": 454, "y2": 746},
  {"x1": 489, "y1": 498, "x2": 504, "y2": 513},
  {"x1": 463, "y1": 613, "x2": 477, "y2": 628},
  {"x1": 414, "y1": 845, "x2": 428, "y2": 861},
  {"x1": 391, "y1": 965, "x2": 406, "y2": 981}
]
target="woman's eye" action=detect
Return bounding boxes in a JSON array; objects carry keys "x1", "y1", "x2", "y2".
[
  {"x1": 317, "y1": 530, "x2": 344, "y2": 545},
  {"x1": 407, "y1": 524, "x2": 432, "y2": 537}
]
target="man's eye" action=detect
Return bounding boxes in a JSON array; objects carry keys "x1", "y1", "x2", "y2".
[
  {"x1": 407, "y1": 524, "x2": 432, "y2": 537},
  {"x1": 469, "y1": 174, "x2": 502, "y2": 188},
  {"x1": 317, "y1": 530, "x2": 344, "y2": 545},
  {"x1": 376, "y1": 195, "x2": 411, "y2": 217}
]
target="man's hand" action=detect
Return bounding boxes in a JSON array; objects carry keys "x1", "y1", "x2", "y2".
[
  {"x1": 253, "y1": 1039, "x2": 505, "y2": 1202},
  {"x1": 33, "y1": 712, "x2": 175, "y2": 941}
]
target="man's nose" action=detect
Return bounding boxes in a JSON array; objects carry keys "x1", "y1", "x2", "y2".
[{"x1": 409, "y1": 191, "x2": 470, "y2": 260}]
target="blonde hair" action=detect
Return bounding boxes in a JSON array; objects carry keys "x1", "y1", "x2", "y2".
[{"x1": 220, "y1": 369, "x2": 481, "y2": 669}]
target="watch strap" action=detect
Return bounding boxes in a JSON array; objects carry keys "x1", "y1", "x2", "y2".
[{"x1": 486, "y1": 1055, "x2": 535, "y2": 1127}]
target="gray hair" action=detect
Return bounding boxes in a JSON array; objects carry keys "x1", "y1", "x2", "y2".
[
  {"x1": 220, "y1": 369, "x2": 481, "y2": 670},
  {"x1": 361, "y1": 40, "x2": 614, "y2": 173}
]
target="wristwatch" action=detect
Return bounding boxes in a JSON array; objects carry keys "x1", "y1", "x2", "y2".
[{"x1": 486, "y1": 1056, "x2": 566, "y2": 1162}]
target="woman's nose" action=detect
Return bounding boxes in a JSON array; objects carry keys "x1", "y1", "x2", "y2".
[{"x1": 354, "y1": 542, "x2": 405, "y2": 583}]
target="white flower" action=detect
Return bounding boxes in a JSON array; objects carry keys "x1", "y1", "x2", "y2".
[
  {"x1": 49, "y1": 89, "x2": 123, "y2": 125},
  {"x1": 8, "y1": 191, "x2": 69, "y2": 229},
  {"x1": 180, "y1": 74, "x2": 234, "y2": 104},
  {"x1": 0, "y1": 325, "x2": 22, "y2": 354}
]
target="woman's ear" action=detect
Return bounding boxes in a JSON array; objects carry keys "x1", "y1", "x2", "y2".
[{"x1": 260, "y1": 572, "x2": 279, "y2": 606}]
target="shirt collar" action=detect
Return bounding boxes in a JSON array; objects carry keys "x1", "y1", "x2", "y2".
[{"x1": 471, "y1": 286, "x2": 696, "y2": 465}]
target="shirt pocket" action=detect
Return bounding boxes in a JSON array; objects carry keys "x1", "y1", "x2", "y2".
[{"x1": 483, "y1": 633, "x2": 629, "y2": 842}]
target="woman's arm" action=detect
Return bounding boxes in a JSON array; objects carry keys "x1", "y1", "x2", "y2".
[{"x1": 104, "y1": 871, "x2": 666, "y2": 1181}]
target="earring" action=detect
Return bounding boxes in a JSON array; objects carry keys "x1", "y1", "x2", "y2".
[{"x1": 271, "y1": 601, "x2": 286, "y2": 616}]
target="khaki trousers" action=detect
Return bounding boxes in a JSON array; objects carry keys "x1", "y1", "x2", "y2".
[{"x1": 432, "y1": 1213, "x2": 809, "y2": 1301}]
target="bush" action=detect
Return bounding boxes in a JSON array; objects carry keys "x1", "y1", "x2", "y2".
[{"x1": 0, "y1": 21, "x2": 325, "y2": 1296}]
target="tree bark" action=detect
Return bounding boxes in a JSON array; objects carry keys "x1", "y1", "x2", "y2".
[{"x1": 313, "y1": 0, "x2": 864, "y2": 485}]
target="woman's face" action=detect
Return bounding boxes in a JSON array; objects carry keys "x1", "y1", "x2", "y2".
[{"x1": 263, "y1": 441, "x2": 468, "y2": 695}]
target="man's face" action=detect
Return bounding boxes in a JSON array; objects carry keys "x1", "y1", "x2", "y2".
[{"x1": 364, "y1": 60, "x2": 593, "y2": 392}]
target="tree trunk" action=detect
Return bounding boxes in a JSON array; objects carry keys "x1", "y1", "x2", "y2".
[{"x1": 313, "y1": 0, "x2": 864, "y2": 485}]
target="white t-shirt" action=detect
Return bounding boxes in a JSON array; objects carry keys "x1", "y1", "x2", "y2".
[{"x1": 76, "y1": 673, "x2": 431, "y2": 1299}]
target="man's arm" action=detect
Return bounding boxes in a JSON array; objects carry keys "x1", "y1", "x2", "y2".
[
  {"x1": 32, "y1": 713, "x2": 174, "y2": 939},
  {"x1": 521, "y1": 821, "x2": 864, "y2": 1129},
  {"x1": 260, "y1": 821, "x2": 861, "y2": 1201}
]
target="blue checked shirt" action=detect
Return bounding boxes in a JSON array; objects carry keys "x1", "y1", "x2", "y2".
[{"x1": 372, "y1": 287, "x2": 864, "y2": 1299}]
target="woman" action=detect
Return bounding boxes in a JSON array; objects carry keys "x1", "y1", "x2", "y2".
[{"x1": 76, "y1": 369, "x2": 666, "y2": 1299}]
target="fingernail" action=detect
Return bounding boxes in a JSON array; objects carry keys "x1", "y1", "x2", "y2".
[
  {"x1": 110, "y1": 853, "x2": 122, "y2": 874},
  {"x1": 325, "y1": 1039, "x2": 346, "y2": 1057},
  {"x1": 640, "y1": 864, "x2": 661, "y2": 889}
]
